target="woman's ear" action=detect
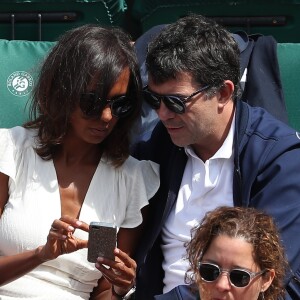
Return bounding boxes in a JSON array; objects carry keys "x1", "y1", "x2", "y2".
[
  {"x1": 218, "y1": 80, "x2": 235, "y2": 107},
  {"x1": 261, "y1": 269, "x2": 276, "y2": 292}
]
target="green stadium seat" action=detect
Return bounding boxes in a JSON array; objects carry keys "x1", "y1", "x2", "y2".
[
  {"x1": 0, "y1": 0, "x2": 127, "y2": 41},
  {"x1": 0, "y1": 38, "x2": 299, "y2": 132},
  {"x1": 0, "y1": 39, "x2": 55, "y2": 128},
  {"x1": 277, "y1": 43, "x2": 300, "y2": 131},
  {"x1": 132, "y1": 0, "x2": 300, "y2": 43}
]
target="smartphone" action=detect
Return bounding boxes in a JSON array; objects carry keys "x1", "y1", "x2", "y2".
[{"x1": 87, "y1": 221, "x2": 117, "y2": 263}]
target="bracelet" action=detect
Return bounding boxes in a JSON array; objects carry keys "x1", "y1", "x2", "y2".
[
  {"x1": 112, "y1": 285, "x2": 136, "y2": 300},
  {"x1": 112, "y1": 286, "x2": 126, "y2": 299}
]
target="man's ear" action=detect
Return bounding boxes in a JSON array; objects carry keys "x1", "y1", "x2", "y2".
[{"x1": 218, "y1": 80, "x2": 235, "y2": 107}]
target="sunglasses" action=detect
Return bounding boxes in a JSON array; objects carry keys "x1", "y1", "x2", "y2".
[
  {"x1": 79, "y1": 92, "x2": 134, "y2": 118},
  {"x1": 142, "y1": 84, "x2": 210, "y2": 114},
  {"x1": 199, "y1": 262, "x2": 266, "y2": 288}
]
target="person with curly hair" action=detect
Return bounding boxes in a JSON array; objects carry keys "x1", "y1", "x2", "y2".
[
  {"x1": 185, "y1": 206, "x2": 288, "y2": 300},
  {"x1": 0, "y1": 24, "x2": 159, "y2": 299}
]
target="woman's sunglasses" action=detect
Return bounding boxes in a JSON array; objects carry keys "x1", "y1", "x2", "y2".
[
  {"x1": 199, "y1": 262, "x2": 266, "y2": 288},
  {"x1": 142, "y1": 85, "x2": 210, "y2": 114},
  {"x1": 80, "y1": 92, "x2": 134, "y2": 118}
]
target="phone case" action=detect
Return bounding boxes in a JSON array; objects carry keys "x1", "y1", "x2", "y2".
[{"x1": 87, "y1": 222, "x2": 117, "y2": 263}]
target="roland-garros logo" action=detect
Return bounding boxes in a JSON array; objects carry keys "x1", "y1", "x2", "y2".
[{"x1": 7, "y1": 71, "x2": 34, "y2": 97}]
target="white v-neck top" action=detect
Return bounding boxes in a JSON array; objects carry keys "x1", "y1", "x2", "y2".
[{"x1": 0, "y1": 126, "x2": 160, "y2": 299}]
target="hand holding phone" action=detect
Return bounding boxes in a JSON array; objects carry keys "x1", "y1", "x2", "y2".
[{"x1": 87, "y1": 222, "x2": 117, "y2": 263}]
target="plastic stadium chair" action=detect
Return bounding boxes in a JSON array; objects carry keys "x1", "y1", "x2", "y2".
[
  {"x1": 277, "y1": 43, "x2": 300, "y2": 131},
  {"x1": 132, "y1": 0, "x2": 300, "y2": 43},
  {"x1": 0, "y1": 39, "x2": 55, "y2": 128},
  {"x1": 0, "y1": 0, "x2": 127, "y2": 41},
  {"x1": 1, "y1": 37, "x2": 299, "y2": 133}
]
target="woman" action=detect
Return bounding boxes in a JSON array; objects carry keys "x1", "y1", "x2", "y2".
[
  {"x1": 185, "y1": 206, "x2": 288, "y2": 300},
  {"x1": 0, "y1": 24, "x2": 159, "y2": 299}
]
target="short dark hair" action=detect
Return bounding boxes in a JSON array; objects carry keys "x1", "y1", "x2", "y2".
[
  {"x1": 185, "y1": 206, "x2": 288, "y2": 300},
  {"x1": 24, "y1": 24, "x2": 142, "y2": 166},
  {"x1": 146, "y1": 14, "x2": 241, "y2": 100}
]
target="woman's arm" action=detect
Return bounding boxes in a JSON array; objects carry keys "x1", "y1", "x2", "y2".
[
  {"x1": 92, "y1": 206, "x2": 148, "y2": 299},
  {"x1": 0, "y1": 174, "x2": 89, "y2": 287},
  {"x1": 90, "y1": 276, "x2": 112, "y2": 300},
  {"x1": 93, "y1": 228, "x2": 139, "y2": 299},
  {"x1": 0, "y1": 217, "x2": 89, "y2": 286},
  {"x1": 0, "y1": 172, "x2": 9, "y2": 217},
  {"x1": 0, "y1": 172, "x2": 45, "y2": 285},
  {"x1": 0, "y1": 247, "x2": 48, "y2": 286}
]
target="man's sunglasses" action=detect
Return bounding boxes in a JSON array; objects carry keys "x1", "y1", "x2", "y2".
[
  {"x1": 79, "y1": 92, "x2": 134, "y2": 118},
  {"x1": 199, "y1": 262, "x2": 266, "y2": 288},
  {"x1": 142, "y1": 85, "x2": 210, "y2": 114}
]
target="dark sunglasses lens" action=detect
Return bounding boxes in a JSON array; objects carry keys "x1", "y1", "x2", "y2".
[
  {"x1": 199, "y1": 264, "x2": 220, "y2": 282},
  {"x1": 164, "y1": 96, "x2": 185, "y2": 114},
  {"x1": 143, "y1": 90, "x2": 161, "y2": 109},
  {"x1": 230, "y1": 270, "x2": 250, "y2": 287},
  {"x1": 80, "y1": 93, "x2": 101, "y2": 117},
  {"x1": 111, "y1": 96, "x2": 133, "y2": 118}
]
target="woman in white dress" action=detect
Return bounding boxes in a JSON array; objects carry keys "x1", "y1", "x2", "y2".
[{"x1": 0, "y1": 24, "x2": 159, "y2": 299}]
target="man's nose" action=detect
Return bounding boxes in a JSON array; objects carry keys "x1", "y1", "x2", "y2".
[{"x1": 156, "y1": 100, "x2": 176, "y2": 121}]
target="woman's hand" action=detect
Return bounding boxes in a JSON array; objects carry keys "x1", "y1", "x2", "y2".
[
  {"x1": 37, "y1": 215, "x2": 89, "y2": 262},
  {"x1": 95, "y1": 248, "x2": 136, "y2": 296}
]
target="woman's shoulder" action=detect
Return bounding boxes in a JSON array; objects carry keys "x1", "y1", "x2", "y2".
[
  {"x1": 0, "y1": 127, "x2": 38, "y2": 179},
  {"x1": 0, "y1": 126, "x2": 37, "y2": 149},
  {"x1": 122, "y1": 156, "x2": 160, "y2": 195},
  {"x1": 122, "y1": 155, "x2": 159, "y2": 175},
  {"x1": 100, "y1": 154, "x2": 159, "y2": 189}
]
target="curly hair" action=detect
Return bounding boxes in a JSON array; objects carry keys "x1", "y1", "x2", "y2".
[
  {"x1": 24, "y1": 24, "x2": 142, "y2": 167},
  {"x1": 185, "y1": 206, "x2": 288, "y2": 300}
]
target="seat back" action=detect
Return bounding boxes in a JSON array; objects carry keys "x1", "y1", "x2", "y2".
[
  {"x1": 0, "y1": 39, "x2": 55, "y2": 128},
  {"x1": 1, "y1": 39, "x2": 300, "y2": 132},
  {"x1": 132, "y1": 0, "x2": 300, "y2": 43},
  {"x1": 277, "y1": 43, "x2": 300, "y2": 131},
  {"x1": 0, "y1": 0, "x2": 127, "y2": 41}
]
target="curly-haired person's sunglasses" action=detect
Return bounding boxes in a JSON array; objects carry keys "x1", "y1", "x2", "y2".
[
  {"x1": 80, "y1": 92, "x2": 134, "y2": 118},
  {"x1": 142, "y1": 85, "x2": 210, "y2": 114},
  {"x1": 199, "y1": 262, "x2": 267, "y2": 288}
]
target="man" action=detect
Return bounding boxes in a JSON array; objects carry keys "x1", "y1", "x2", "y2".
[{"x1": 133, "y1": 14, "x2": 300, "y2": 299}]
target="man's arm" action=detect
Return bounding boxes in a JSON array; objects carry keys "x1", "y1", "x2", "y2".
[{"x1": 248, "y1": 145, "x2": 300, "y2": 298}]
